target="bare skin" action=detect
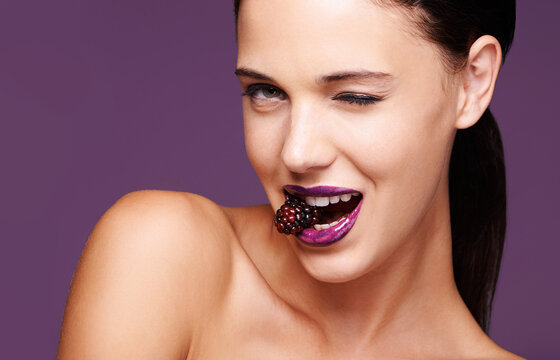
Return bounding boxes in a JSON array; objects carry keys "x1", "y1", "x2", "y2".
[
  {"x1": 56, "y1": 191, "x2": 522, "y2": 359},
  {"x1": 57, "y1": 1, "x2": 524, "y2": 359}
]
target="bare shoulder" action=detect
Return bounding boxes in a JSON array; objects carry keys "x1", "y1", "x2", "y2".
[
  {"x1": 491, "y1": 349, "x2": 527, "y2": 360},
  {"x1": 474, "y1": 345, "x2": 526, "y2": 360},
  {"x1": 57, "y1": 190, "x2": 236, "y2": 359}
]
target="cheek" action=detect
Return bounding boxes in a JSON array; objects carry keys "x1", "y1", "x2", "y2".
[
  {"x1": 354, "y1": 71, "x2": 455, "y2": 189},
  {"x1": 243, "y1": 111, "x2": 284, "y2": 180},
  {"x1": 350, "y1": 91, "x2": 456, "y2": 230},
  {"x1": 350, "y1": 117, "x2": 449, "y2": 184}
]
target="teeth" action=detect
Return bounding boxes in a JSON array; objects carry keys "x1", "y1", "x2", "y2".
[
  {"x1": 329, "y1": 196, "x2": 340, "y2": 204},
  {"x1": 330, "y1": 218, "x2": 343, "y2": 226},
  {"x1": 315, "y1": 197, "x2": 330, "y2": 207},
  {"x1": 305, "y1": 193, "x2": 360, "y2": 206},
  {"x1": 313, "y1": 217, "x2": 346, "y2": 231},
  {"x1": 305, "y1": 196, "x2": 316, "y2": 206},
  {"x1": 306, "y1": 196, "x2": 329, "y2": 207}
]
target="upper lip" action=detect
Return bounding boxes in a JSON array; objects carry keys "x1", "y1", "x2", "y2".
[{"x1": 283, "y1": 184, "x2": 361, "y2": 198}]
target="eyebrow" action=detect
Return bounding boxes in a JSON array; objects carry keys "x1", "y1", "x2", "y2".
[
  {"x1": 318, "y1": 70, "x2": 393, "y2": 84},
  {"x1": 234, "y1": 68, "x2": 276, "y2": 82},
  {"x1": 235, "y1": 67, "x2": 394, "y2": 85}
]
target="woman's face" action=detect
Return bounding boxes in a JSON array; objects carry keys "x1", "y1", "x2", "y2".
[{"x1": 237, "y1": 0, "x2": 461, "y2": 282}]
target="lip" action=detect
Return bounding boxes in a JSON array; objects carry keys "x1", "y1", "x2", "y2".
[
  {"x1": 295, "y1": 198, "x2": 363, "y2": 247},
  {"x1": 283, "y1": 184, "x2": 360, "y2": 198}
]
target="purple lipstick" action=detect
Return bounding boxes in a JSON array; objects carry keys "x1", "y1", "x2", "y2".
[
  {"x1": 283, "y1": 184, "x2": 359, "y2": 198},
  {"x1": 282, "y1": 185, "x2": 364, "y2": 247}
]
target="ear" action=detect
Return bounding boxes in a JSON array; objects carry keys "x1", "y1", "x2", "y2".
[{"x1": 455, "y1": 35, "x2": 502, "y2": 129}]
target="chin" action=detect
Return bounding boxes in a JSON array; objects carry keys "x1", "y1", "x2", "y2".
[{"x1": 290, "y1": 238, "x2": 378, "y2": 284}]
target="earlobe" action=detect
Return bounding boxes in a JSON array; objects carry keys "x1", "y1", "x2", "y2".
[{"x1": 455, "y1": 35, "x2": 502, "y2": 129}]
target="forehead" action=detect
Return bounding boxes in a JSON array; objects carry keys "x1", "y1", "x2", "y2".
[{"x1": 237, "y1": 0, "x2": 443, "y2": 82}]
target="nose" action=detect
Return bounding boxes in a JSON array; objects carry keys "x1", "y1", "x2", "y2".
[{"x1": 281, "y1": 101, "x2": 336, "y2": 174}]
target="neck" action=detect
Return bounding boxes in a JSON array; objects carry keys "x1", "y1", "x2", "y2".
[{"x1": 275, "y1": 183, "x2": 482, "y2": 355}]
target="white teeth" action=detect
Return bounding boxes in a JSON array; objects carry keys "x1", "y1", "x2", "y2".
[
  {"x1": 313, "y1": 217, "x2": 345, "y2": 231},
  {"x1": 329, "y1": 196, "x2": 340, "y2": 204},
  {"x1": 314, "y1": 197, "x2": 330, "y2": 207},
  {"x1": 329, "y1": 218, "x2": 343, "y2": 226},
  {"x1": 305, "y1": 193, "x2": 360, "y2": 207},
  {"x1": 305, "y1": 196, "x2": 329, "y2": 207},
  {"x1": 314, "y1": 224, "x2": 328, "y2": 230}
]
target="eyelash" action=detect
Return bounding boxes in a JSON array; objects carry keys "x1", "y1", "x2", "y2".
[
  {"x1": 332, "y1": 93, "x2": 381, "y2": 106},
  {"x1": 241, "y1": 84, "x2": 382, "y2": 106}
]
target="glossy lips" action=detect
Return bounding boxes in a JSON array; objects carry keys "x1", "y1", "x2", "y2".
[
  {"x1": 283, "y1": 185, "x2": 363, "y2": 246},
  {"x1": 284, "y1": 185, "x2": 358, "y2": 198}
]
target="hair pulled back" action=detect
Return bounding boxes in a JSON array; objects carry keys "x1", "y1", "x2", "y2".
[{"x1": 234, "y1": 0, "x2": 516, "y2": 333}]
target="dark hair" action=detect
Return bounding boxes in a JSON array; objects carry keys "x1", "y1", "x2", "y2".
[{"x1": 234, "y1": 0, "x2": 515, "y2": 333}]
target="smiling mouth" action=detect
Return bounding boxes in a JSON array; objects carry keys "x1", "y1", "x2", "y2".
[
  {"x1": 284, "y1": 189, "x2": 362, "y2": 230},
  {"x1": 278, "y1": 185, "x2": 364, "y2": 246}
]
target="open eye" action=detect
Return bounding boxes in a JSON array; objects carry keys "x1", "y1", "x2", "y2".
[
  {"x1": 242, "y1": 84, "x2": 286, "y2": 101},
  {"x1": 333, "y1": 93, "x2": 382, "y2": 106}
]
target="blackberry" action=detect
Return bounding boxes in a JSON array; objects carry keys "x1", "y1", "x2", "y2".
[{"x1": 274, "y1": 194, "x2": 322, "y2": 234}]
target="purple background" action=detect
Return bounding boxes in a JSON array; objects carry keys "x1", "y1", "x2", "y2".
[{"x1": 1, "y1": 0, "x2": 558, "y2": 358}]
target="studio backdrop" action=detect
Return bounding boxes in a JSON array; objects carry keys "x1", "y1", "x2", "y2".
[{"x1": 0, "y1": 1, "x2": 558, "y2": 359}]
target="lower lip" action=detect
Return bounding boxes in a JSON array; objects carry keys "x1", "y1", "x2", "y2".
[{"x1": 295, "y1": 199, "x2": 363, "y2": 247}]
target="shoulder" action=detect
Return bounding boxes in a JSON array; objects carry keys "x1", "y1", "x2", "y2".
[
  {"x1": 57, "y1": 190, "x2": 237, "y2": 359},
  {"x1": 471, "y1": 344, "x2": 526, "y2": 360},
  {"x1": 88, "y1": 190, "x2": 236, "y2": 292},
  {"x1": 103, "y1": 189, "x2": 230, "y2": 231},
  {"x1": 98, "y1": 189, "x2": 235, "y2": 252},
  {"x1": 488, "y1": 349, "x2": 527, "y2": 360}
]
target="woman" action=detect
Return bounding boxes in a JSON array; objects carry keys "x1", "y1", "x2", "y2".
[{"x1": 57, "y1": 0, "x2": 523, "y2": 358}]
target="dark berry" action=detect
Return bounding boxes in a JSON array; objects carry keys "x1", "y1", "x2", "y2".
[{"x1": 273, "y1": 194, "x2": 322, "y2": 235}]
